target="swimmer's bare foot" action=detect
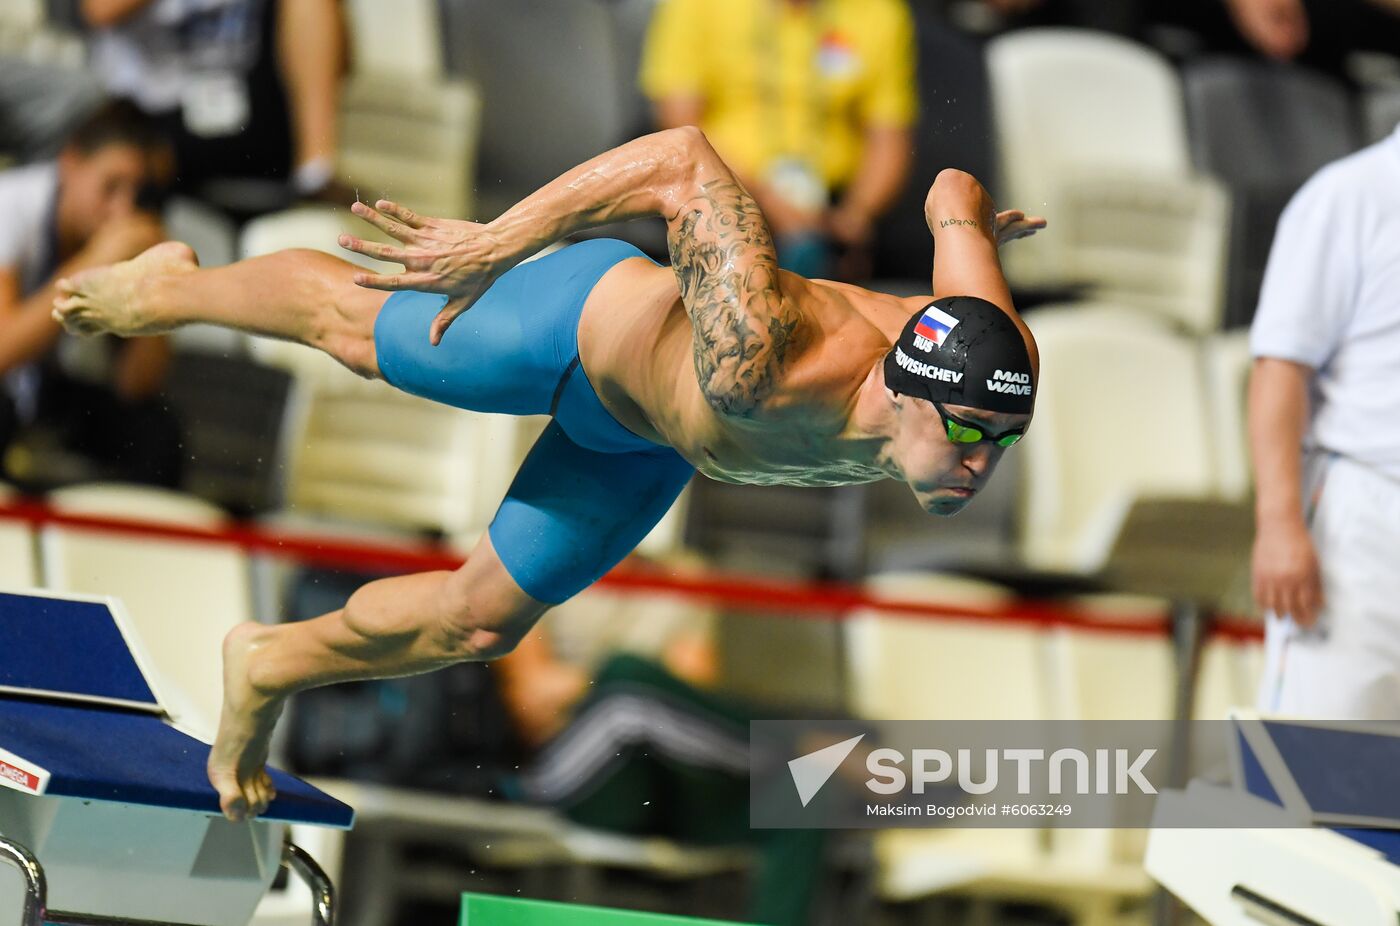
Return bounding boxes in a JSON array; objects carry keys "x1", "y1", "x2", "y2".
[
  {"x1": 208, "y1": 621, "x2": 285, "y2": 823},
  {"x1": 53, "y1": 241, "x2": 198, "y2": 337}
]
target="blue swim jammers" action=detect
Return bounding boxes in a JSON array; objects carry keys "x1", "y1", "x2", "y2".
[{"x1": 372, "y1": 239, "x2": 694, "y2": 604}]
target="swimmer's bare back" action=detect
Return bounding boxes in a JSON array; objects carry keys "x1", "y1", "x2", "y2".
[{"x1": 341, "y1": 127, "x2": 1045, "y2": 488}]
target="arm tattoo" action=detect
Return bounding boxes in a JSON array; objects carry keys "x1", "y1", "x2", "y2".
[{"x1": 667, "y1": 179, "x2": 803, "y2": 417}]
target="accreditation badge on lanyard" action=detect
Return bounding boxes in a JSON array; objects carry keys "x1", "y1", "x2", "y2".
[
  {"x1": 766, "y1": 157, "x2": 827, "y2": 212},
  {"x1": 816, "y1": 29, "x2": 860, "y2": 80},
  {"x1": 182, "y1": 71, "x2": 250, "y2": 137},
  {"x1": 179, "y1": 2, "x2": 258, "y2": 137},
  {"x1": 758, "y1": 0, "x2": 833, "y2": 213}
]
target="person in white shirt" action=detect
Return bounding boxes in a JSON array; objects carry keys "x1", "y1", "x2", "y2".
[
  {"x1": 1249, "y1": 122, "x2": 1400, "y2": 719},
  {"x1": 0, "y1": 99, "x2": 178, "y2": 487}
]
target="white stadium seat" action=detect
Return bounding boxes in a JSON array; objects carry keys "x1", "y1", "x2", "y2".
[
  {"x1": 846, "y1": 572, "x2": 1036, "y2": 721},
  {"x1": 988, "y1": 29, "x2": 1229, "y2": 333},
  {"x1": 846, "y1": 573, "x2": 1050, "y2": 912},
  {"x1": 0, "y1": 482, "x2": 36, "y2": 590},
  {"x1": 849, "y1": 573, "x2": 1155, "y2": 922},
  {"x1": 1203, "y1": 330, "x2": 1254, "y2": 502},
  {"x1": 1196, "y1": 636, "x2": 1265, "y2": 721},
  {"x1": 238, "y1": 206, "x2": 398, "y2": 274},
  {"x1": 239, "y1": 211, "x2": 501, "y2": 538},
  {"x1": 39, "y1": 484, "x2": 254, "y2": 743},
  {"x1": 1046, "y1": 597, "x2": 1175, "y2": 722},
  {"x1": 339, "y1": 74, "x2": 482, "y2": 222},
  {"x1": 1018, "y1": 305, "x2": 1217, "y2": 573},
  {"x1": 344, "y1": 0, "x2": 443, "y2": 80}
]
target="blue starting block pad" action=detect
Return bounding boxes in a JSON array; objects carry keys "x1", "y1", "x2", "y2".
[
  {"x1": 0, "y1": 589, "x2": 352, "y2": 828},
  {"x1": 0, "y1": 590, "x2": 159, "y2": 709},
  {"x1": 0, "y1": 695, "x2": 350, "y2": 827},
  {"x1": 1232, "y1": 717, "x2": 1400, "y2": 829},
  {"x1": 0, "y1": 588, "x2": 351, "y2": 926},
  {"x1": 1147, "y1": 716, "x2": 1400, "y2": 925}
]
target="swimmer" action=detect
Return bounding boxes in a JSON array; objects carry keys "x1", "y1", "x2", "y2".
[{"x1": 52, "y1": 128, "x2": 1043, "y2": 821}]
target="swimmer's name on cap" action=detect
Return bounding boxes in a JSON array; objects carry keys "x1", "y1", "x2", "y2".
[{"x1": 883, "y1": 295, "x2": 1035, "y2": 415}]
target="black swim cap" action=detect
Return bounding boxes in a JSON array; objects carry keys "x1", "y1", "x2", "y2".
[{"x1": 883, "y1": 296, "x2": 1035, "y2": 414}]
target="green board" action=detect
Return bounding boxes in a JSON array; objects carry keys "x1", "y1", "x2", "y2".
[{"x1": 460, "y1": 894, "x2": 755, "y2": 925}]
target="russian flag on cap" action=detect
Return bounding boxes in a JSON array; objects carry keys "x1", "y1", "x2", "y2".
[{"x1": 914, "y1": 305, "x2": 959, "y2": 348}]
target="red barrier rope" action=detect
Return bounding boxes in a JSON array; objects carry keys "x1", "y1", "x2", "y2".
[{"x1": 0, "y1": 499, "x2": 1263, "y2": 642}]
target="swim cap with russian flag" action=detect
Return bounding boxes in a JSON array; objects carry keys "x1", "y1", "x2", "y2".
[{"x1": 883, "y1": 295, "x2": 1035, "y2": 414}]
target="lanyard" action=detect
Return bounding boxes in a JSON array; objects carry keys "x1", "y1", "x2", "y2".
[
  {"x1": 37, "y1": 177, "x2": 61, "y2": 286},
  {"x1": 754, "y1": 0, "x2": 833, "y2": 170}
]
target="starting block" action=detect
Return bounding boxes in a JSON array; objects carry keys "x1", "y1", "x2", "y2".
[
  {"x1": 0, "y1": 590, "x2": 353, "y2": 926},
  {"x1": 1147, "y1": 713, "x2": 1400, "y2": 925}
]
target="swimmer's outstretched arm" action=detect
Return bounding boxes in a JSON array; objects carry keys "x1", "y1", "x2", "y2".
[
  {"x1": 342, "y1": 127, "x2": 807, "y2": 416},
  {"x1": 924, "y1": 169, "x2": 1042, "y2": 374}
]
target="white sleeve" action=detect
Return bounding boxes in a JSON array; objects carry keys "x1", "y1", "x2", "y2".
[
  {"x1": 0, "y1": 166, "x2": 49, "y2": 273},
  {"x1": 1249, "y1": 167, "x2": 1364, "y2": 369},
  {"x1": 0, "y1": 188, "x2": 27, "y2": 271}
]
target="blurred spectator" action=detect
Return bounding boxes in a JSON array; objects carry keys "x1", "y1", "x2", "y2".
[
  {"x1": 640, "y1": 0, "x2": 917, "y2": 281},
  {"x1": 1222, "y1": 0, "x2": 1400, "y2": 70},
  {"x1": 1249, "y1": 123, "x2": 1400, "y2": 719},
  {"x1": 962, "y1": 0, "x2": 1400, "y2": 78},
  {"x1": 0, "y1": 58, "x2": 105, "y2": 162},
  {"x1": 81, "y1": 0, "x2": 347, "y2": 214},
  {"x1": 968, "y1": 0, "x2": 1140, "y2": 33},
  {"x1": 499, "y1": 584, "x2": 825, "y2": 926},
  {"x1": 0, "y1": 99, "x2": 182, "y2": 488},
  {"x1": 1224, "y1": 0, "x2": 1311, "y2": 58}
]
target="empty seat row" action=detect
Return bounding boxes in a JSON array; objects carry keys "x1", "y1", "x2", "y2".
[
  {"x1": 846, "y1": 570, "x2": 1262, "y2": 924},
  {"x1": 989, "y1": 29, "x2": 1231, "y2": 334},
  {"x1": 1019, "y1": 305, "x2": 1253, "y2": 576},
  {"x1": 848, "y1": 572, "x2": 1257, "y2": 724}
]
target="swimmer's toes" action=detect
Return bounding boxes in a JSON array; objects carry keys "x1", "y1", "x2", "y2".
[
  {"x1": 259, "y1": 779, "x2": 278, "y2": 817},
  {"x1": 54, "y1": 298, "x2": 85, "y2": 326},
  {"x1": 220, "y1": 790, "x2": 247, "y2": 823},
  {"x1": 209, "y1": 764, "x2": 246, "y2": 819},
  {"x1": 249, "y1": 773, "x2": 274, "y2": 817}
]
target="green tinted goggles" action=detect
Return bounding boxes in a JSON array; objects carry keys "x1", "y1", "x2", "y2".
[{"x1": 934, "y1": 402, "x2": 1026, "y2": 448}]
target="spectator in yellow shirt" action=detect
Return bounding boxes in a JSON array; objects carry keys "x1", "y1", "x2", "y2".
[{"x1": 641, "y1": 0, "x2": 918, "y2": 280}]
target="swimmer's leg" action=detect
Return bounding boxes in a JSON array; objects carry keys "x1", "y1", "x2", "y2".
[
  {"x1": 209, "y1": 531, "x2": 548, "y2": 821},
  {"x1": 54, "y1": 242, "x2": 386, "y2": 378},
  {"x1": 210, "y1": 422, "x2": 691, "y2": 821},
  {"x1": 488, "y1": 421, "x2": 696, "y2": 605}
]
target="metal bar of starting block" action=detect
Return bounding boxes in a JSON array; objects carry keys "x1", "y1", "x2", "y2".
[
  {"x1": 283, "y1": 837, "x2": 336, "y2": 926},
  {"x1": 0, "y1": 836, "x2": 45, "y2": 926},
  {"x1": 0, "y1": 834, "x2": 335, "y2": 926}
]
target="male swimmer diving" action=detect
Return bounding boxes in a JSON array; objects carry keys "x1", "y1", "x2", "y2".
[{"x1": 53, "y1": 127, "x2": 1043, "y2": 821}]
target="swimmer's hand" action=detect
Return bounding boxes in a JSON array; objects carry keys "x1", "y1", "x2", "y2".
[
  {"x1": 340, "y1": 200, "x2": 512, "y2": 345},
  {"x1": 993, "y1": 210, "x2": 1046, "y2": 246}
]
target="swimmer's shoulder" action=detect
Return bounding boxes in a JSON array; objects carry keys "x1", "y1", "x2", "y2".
[
  {"x1": 798, "y1": 277, "x2": 927, "y2": 344},
  {"x1": 760, "y1": 280, "x2": 900, "y2": 404}
]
